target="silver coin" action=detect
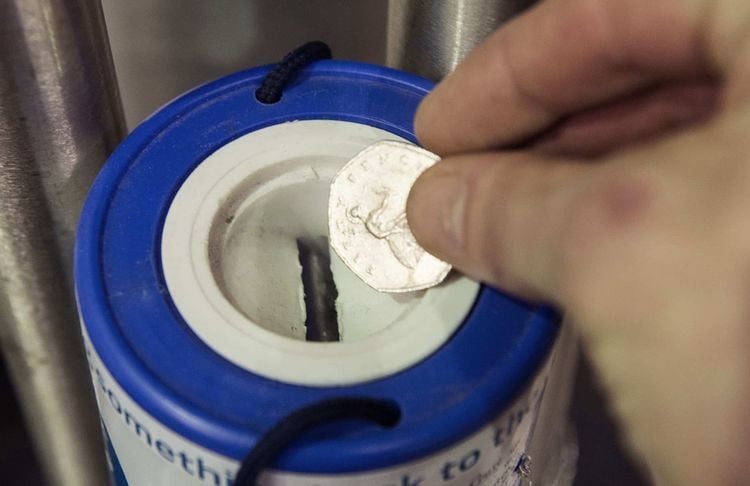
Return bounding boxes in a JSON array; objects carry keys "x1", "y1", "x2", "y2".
[{"x1": 329, "y1": 140, "x2": 451, "y2": 292}]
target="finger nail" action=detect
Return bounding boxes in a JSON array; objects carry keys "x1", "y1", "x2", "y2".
[{"x1": 407, "y1": 167, "x2": 468, "y2": 259}]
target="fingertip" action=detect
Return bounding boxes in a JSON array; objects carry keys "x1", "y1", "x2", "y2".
[
  {"x1": 408, "y1": 158, "x2": 540, "y2": 299},
  {"x1": 414, "y1": 92, "x2": 442, "y2": 153},
  {"x1": 410, "y1": 151, "x2": 592, "y2": 303},
  {"x1": 407, "y1": 163, "x2": 467, "y2": 262}
]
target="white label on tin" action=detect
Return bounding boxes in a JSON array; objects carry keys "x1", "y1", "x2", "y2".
[{"x1": 81, "y1": 325, "x2": 551, "y2": 486}]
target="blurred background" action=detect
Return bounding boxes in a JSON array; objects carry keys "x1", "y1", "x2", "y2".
[
  {"x1": 103, "y1": 0, "x2": 387, "y2": 129},
  {"x1": 0, "y1": 1, "x2": 651, "y2": 484}
]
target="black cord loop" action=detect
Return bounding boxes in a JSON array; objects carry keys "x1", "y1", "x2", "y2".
[
  {"x1": 255, "y1": 41, "x2": 332, "y2": 104},
  {"x1": 235, "y1": 397, "x2": 400, "y2": 486}
]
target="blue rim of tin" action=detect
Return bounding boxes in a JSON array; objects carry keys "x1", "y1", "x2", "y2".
[{"x1": 75, "y1": 60, "x2": 559, "y2": 473}]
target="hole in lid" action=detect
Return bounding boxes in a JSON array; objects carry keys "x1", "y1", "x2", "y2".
[{"x1": 208, "y1": 157, "x2": 427, "y2": 342}]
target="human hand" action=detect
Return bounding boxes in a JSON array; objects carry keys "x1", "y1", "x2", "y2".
[{"x1": 406, "y1": 1, "x2": 750, "y2": 484}]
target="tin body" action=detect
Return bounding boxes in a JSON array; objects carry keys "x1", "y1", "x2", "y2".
[{"x1": 75, "y1": 61, "x2": 574, "y2": 485}]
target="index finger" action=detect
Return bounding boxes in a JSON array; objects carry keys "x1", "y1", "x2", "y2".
[{"x1": 415, "y1": 0, "x2": 707, "y2": 155}]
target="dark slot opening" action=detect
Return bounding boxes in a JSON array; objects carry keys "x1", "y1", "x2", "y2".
[{"x1": 297, "y1": 236, "x2": 340, "y2": 342}]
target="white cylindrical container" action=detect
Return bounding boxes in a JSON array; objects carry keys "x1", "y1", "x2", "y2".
[{"x1": 75, "y1": 60, "x2": 576, "y2": 485}]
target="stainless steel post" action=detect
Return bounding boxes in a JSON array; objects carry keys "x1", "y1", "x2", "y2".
[
  {"x1": 387, "y1": 0, "x2": 534, "y2": 80},
  {"x1": 0, "y1": 0, "x2": 124, "y2": 484}
]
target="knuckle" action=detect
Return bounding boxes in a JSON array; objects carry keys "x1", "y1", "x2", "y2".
[
  {"x1": 464, "y1": 158, "x2": 515, "y2": 283},
  {"x1": 480, "y1": 157, "x2": 535, "y2": 285}
]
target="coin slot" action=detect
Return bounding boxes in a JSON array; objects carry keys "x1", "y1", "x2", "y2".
[
  {"x1": 210, "y1": 167, "x2": 431, "y2": 343},
  {"x1": 297, "y1": 236, "x2": 340, "y2": 342},
  {"x1": 211, "y1": 175, "x2": 332, "y2": 342},
  {"x1": 162, "y1": 120, "x2": 480, "y2": 385}
]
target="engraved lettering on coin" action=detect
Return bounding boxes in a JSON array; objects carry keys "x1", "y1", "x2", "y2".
[{"x1": 329, "y1": 140, "x2": 452, "y2": 292}]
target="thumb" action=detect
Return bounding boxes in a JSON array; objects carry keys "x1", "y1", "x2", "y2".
[{"x1": 406, "y1": 152, "x2": 589, "y2": 300}]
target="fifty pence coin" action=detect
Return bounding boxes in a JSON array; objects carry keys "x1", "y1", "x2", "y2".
[{"x1": 329, "y1": 140, "x2": 452, "y2": 292}]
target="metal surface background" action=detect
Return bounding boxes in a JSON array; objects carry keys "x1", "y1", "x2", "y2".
[
  {"x1": 387, "y1": 0, "x2": 535, "y2": 80},
  {"x1": 102, "y1": 0, "x2": 387, "y2": 128},
  {"x1": 0, "y1": 0, "x2": 124, "y2": 484}
]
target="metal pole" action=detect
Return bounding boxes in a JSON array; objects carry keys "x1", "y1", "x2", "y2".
[
  {"x1": 0, "y1": 0, "x2": 125, "y2": 484},
  {"x1": 387, "y1": 0, "x2": 534, "y2": 80}
]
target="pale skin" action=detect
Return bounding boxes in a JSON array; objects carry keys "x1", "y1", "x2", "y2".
[{"x1": 406, "y1": 1, "x2": 750, "y2": 485}]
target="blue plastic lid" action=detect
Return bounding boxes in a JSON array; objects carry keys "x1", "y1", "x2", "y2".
[{"x1": 75, "y1": 60, "x2": 559, "y2": 473}]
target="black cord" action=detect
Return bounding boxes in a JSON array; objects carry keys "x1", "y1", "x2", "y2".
[
  {"x1": 255, "y1": 41, "x2": 332, "y2": 104},
  {"x1": 235, "y1": 397, "x2": 400, "y2": 486}
]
